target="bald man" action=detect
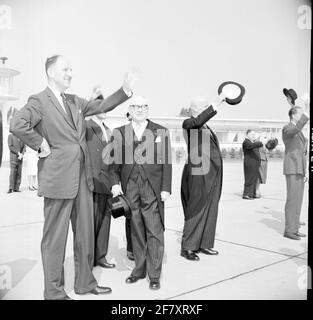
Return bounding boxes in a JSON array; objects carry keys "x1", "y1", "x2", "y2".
[
  {"x1": 10, "y1": 55, "x2": 135, "y2": 300},
  {"x1": 181, "y1": 94, "x2": 226, "y2": 261}
]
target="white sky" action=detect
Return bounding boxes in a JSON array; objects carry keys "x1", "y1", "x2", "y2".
[{"x1": 0, "y1": 0, "x2": 311, "y2": 119}]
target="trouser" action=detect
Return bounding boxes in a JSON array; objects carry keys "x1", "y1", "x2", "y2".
[
  {"x1": 41, "y1": 164, "x2": 97, "y2": 300},
  {"x1": 284, "y1": 174, "x2": 305, "y2": 234},
  {"x1": 126, "y1": 175, "x2": 164, "y2": 281},
  {"x1": 125, "y1": 217, "x2": 133, "y2": 254},
  {"x1": 9, "y1": 160, "x2": 22, "y2": 190},
  {"x1": 93, "y1": 192, "x2": 111, "y2": 265},
  {"x1": 182, "y1": 169, "x2": 222, "y2": 251}
]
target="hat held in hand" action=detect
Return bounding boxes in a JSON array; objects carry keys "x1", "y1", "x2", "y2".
[
  {"x1": 218, "y1": 81, "x2": 246, "y2": 105},
  {"x1": 108, "y1": 194, "x2": 132, "y2": 219},
  {"x1": 283, "y1": 88, "x2": 297, "y2": 105},
  {"x1": 265, "y1": 138, "x2": 279, "y2": 151}
]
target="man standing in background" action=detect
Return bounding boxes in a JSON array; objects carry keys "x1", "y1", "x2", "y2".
[
  {"x1": 86, "y1": 110, "x2": 116, "y2": 269},
  {"x1": 282, "y1": 103, "x2": 309, "y2": 240},
  {"x1": 7, "y1": 133, "x2": 26, "y2": 193},
  {"x1": 10, "y1": 55, "x2": 135, "y2": 300},
  {"x1": 242, "y1": 130, "x2": 264, "y2": 200}
]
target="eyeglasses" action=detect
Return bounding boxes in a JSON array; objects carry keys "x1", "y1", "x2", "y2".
[{"x1": 129, "y1": 105, "x2": 148, "y2": 110}]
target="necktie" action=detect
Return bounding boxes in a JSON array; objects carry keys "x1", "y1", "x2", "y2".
[{"x1": 60, "y1": 93, "x2": 75, "y2": 128}]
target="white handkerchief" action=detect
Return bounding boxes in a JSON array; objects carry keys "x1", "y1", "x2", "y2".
[{"x1": 155, "y1": 136, "x2": 161, "y2": 143}]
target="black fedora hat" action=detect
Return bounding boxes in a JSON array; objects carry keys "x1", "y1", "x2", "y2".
[
  {"x1": 265, "y1": 138, "x2": 278, "y2": 151},
  {"x1": 283, "y1": 88, "x2": 297, "y2": 104},
  {"x1": 108, "y1": 194, "x2": 132, "y2": 219},
  {"x1": 218, "y1": 81, "x2": 246, "y2": 105}
]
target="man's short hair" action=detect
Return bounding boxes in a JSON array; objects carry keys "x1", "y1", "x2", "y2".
[
  {"x1": 45, "y1": 55, "x2": 62, "y2": 76},
  {"x1": 246, "y1": 129, "x2": 252, "y2": 135},
  {"x1": 288, "y1": 106, "x2": 301, "y2": 119}
]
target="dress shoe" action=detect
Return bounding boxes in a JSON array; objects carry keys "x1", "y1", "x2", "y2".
[
  {"x1": 126, "y1": 275, "x2": 144, "y2": 284},
  {"x1": 97, "y1": 260, "x2": 116, "y2": 268},
  {"x1": 199, "y1": 248, "x2": 219, "y2": 255},
  {"x1": 32, "y1": 186, "x2": 38, "y2": 190},
  {"x1": 253, "y1": 195, "x2": 261, "y2": 199},
  {"x1": 299, "y1": 221, "x2": 306, "y2": 226},
  {"x1": 149, "y1": 280, "x2": 160, "y2": 290},
  {"x1": 284, "y1": 232, "x2": 301, "y2": 240},
  {"x1": 242, "y1": 195, "x2": 254, "y2": 200},
  {"x1": 295, "y1": 232, "x2": 306, "y2": 237},
  {"x1": 13, "y1": 189, "x2": 21, "y2": 192},
  {"x1": 180, "y1": 250, "x2": 200, "y2": 261},
  {"x1": 127, "y1": 251, "x2": 135, "y2": 261},
  {"x1": 7, "y1": 189, "x2": 13, "y2": 194},
  {"x1": 79, "y1": 285, "x2": 112, "y2": 295},
  {"x1": 45, "y1": 295, "x2": 73, "y2": 300}
]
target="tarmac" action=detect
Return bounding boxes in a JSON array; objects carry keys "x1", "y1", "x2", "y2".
[{"x1": 0, "y1": 159, "x2": 309, "y2": 300}]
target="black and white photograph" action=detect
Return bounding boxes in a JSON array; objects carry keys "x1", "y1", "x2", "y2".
[{"x1": 0, "y1": 0, "x2": 311, "y2": 309}]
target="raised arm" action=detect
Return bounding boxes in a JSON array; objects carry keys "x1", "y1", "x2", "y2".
[
  {"x1": 242, "y1": 139, "x2": 263, "y2": 150},
  {"x1": 183, "y1": 105, "x2": 217, "y2": 130},
  {"x1": 283, "y1": 113, "x2": 309, "y2": 139},
  {"x1": 79, "y1": 87, "x2": 130, "y2": 118}
]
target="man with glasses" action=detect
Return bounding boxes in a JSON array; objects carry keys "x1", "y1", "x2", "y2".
[{"x1": 110, "y1": 96, "x2": 172, "y2": 290}]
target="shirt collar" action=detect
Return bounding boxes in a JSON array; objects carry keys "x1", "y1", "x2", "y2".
[
  {"x1": 131, "y1": 120, "x2": 148, "y2": 129},
  {"x1": 48, "y1": 84, "x2": 63, "y2": 99}
]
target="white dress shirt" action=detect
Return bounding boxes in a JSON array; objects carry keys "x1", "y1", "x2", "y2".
[
  {"x1": 47, "y1": 85, "x2": 67, "y2": 113},
  {"x1": 131, "y1": 120, "x2": 148, "y2": 141}
]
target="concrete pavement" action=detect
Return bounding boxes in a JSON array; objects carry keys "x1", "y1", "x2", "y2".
[{"x1": 0, "y1": 159, "x2": 308, "y2": 300}]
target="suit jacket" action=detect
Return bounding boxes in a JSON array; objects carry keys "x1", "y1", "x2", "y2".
[
  {"x1": 282, "y1": 113, "x2": 309, "y2": 176},
  {"x1": 10, "y1": 86, "x2": 129, "y2": 199},
  {"x1": 182, "y1": 105, "x2": 222, "y2": 174},
  {"x1": 259, "y1": 146, "x2": 269, "y2": 162},
  {"x1": 85, "y1": 119, "x2": 112, "y2": 194},
  {"x1": 181, "y1": 105, "x2": 223, "y2": 220},
  {"x1": 242, "y1": 138, "x2": 263, "y2": 163},
  {"x1": 109, "y1": 120, "x2": 172, "y2": 228},
  {"x1": 8, "y1": 134, "x2": 26, "y2": 163}
]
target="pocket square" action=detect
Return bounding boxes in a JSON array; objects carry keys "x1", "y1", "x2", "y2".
[{"x1": 155, "y1": 136, "x2": 161, "y2": 143}]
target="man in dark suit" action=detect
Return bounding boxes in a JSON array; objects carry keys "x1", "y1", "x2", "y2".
[
  {"x1": 180, "y1": 95, "x2": 225, "y2": 261},
  {"x1": 7, "y1": 133, "x2": 26, "y2": 193},
  {"x1": 282, "y1": 105, "x2": 309, "y2": 240},
  {"x1": 10, "y1": 55, "x2": 135, "y2": 300},
  {"x1": 242, "y1": 130, "x2": 265, "y2": 199},
  {"x1": 109, "y1": 95, "x2": 172, "y2": 290},
  {"x1": 86, "y1": 112, "x2": 115, "y2": 268}
]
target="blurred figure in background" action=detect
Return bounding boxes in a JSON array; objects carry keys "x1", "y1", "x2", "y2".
[
  {"x1": 255, "y1": 133, "x2": 269, "y2": 198},
  {"x1": 242, "y1": 130, "x2": 265, "y2": 200},
  {"x1": 25, "y1": 145, "x2": 38, "y2": 191},
  {"x1": 7, "y1": 133, "x2": 26, "y2": 193}
]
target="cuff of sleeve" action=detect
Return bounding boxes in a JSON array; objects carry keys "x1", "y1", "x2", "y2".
[
  {"x1": 211, "y1": 103, "x2": 218, "y2": 112},
  {"x1": 123, "y1": 87, "x2": 133, "y2": 97}
]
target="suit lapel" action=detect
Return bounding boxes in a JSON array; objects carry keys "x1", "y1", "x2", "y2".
[
  {"x1": 90, "y1": 119, "x2": 108, "y2": 146},
  {"x1": 45, "y1": 87, "x2": 76, "y2": 130}
]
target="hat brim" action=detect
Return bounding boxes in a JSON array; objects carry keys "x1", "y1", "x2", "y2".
[
  {"x1": 109, "y1": 194, "x2": 132, "y2": 219},
  {"x1": 265, "y1": 138, "x2": 278, "y2": 150},
  {"x1": 218, "y1": 81, "x2": 245, "y2": 105}
]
